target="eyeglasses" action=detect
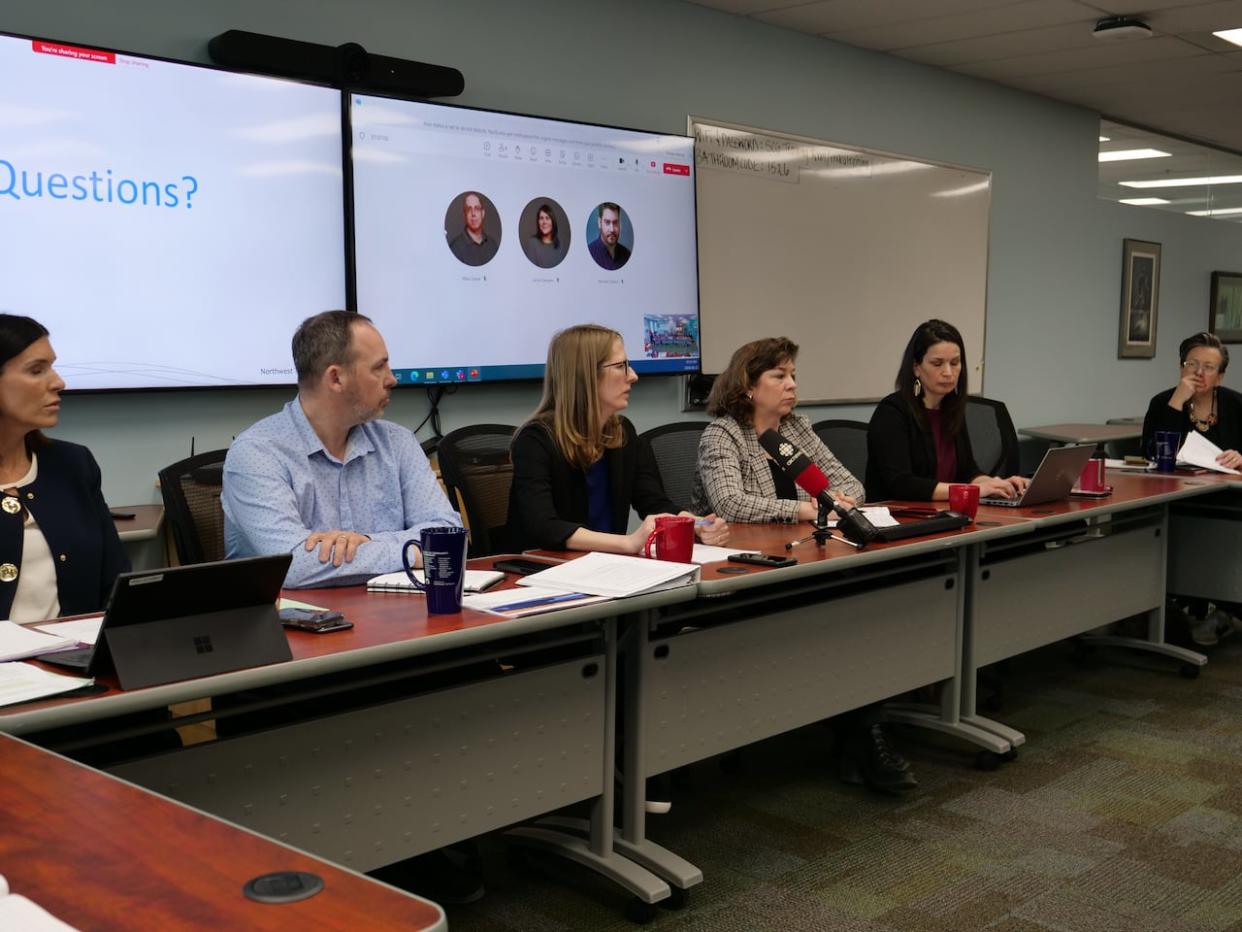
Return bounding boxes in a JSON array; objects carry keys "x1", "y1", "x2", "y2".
[
  {"x1": 1182, "y1": 360, "x2": 1220, "y2": 374},
  {"x1": 599, "y1": 360, "x2": 633, "y2": 374}
]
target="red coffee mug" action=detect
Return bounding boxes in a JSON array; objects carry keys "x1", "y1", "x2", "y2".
[
  {"x1": 947, "y1": 483, "x2": 981, "y2": 521},
  {"x1": 1078, "y1": 457, "x2": 1106, "y2": 492},
  {"x1": 644, "y1": 515, "x2": 695, "y2": 563}
]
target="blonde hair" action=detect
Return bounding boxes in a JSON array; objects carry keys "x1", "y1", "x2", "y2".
[{"x1": 525, "y1": 324, "x2": 626, "y2": 470}]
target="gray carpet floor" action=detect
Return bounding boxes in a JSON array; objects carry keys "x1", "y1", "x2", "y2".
[{"x1": 444, "y1": 634, "x2": 1242, "y2": 931}]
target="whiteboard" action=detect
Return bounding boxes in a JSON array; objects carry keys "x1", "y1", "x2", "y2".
[{"x1": 692, "y1": 118, "x2": 991, "y2": 403}]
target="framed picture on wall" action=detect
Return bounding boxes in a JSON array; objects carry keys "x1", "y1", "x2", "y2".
[
  {"x1": 1209, "y1": 271, "x2": 1242, "y2": 343},
  {"x1": 1118, "y1": 238, "x2": 1160, "y2": 359}
]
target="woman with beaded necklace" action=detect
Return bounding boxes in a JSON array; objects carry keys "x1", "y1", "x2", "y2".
[{"x1": 1141, "y1": 331, "x2": 1242, "y2": 644}]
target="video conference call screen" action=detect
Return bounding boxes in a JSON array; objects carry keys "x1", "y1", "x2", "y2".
[
  {"x1": 351, "y1": 95, "x2": 700, "y2": 384},
  {"x1": 0, "y1": 33, "x2": 347, "y2": 389}
]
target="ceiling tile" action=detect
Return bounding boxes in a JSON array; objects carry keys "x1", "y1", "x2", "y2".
[
  {"x1": 822, "y1": 0, "x2": 1092, "y2": 50},
  {"x1": 897, "y1": 22, "x2": 1102, "y2": 67},
  {"x1": 754, "y1": 0, "x2": 1022, "y2": 34},
  {"x1": 945, "y1": 35, "x2": 1205, "y2": 78},
  {"x1": 684, "y1": 0, "x2": 810, "y2": 15},
  {"x1": 1087, "y1": 0, "x2": 1231, "y2": 13}
]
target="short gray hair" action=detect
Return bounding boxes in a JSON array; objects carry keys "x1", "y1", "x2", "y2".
[{"x1": 292, "y1": 310, "x2": 373, "y2": 386}]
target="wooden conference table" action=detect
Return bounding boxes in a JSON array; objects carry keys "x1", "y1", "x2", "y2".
[
  {"x1": 0, "y1": 732, "x2": 445, "y2": 930},
  {"x1": 1, "y1": 467, "x2": 1237, "y2": 912}
]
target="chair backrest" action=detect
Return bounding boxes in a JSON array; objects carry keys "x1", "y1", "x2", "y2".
[
  {"x1": 436, "y1": 424, "x2": 517, "y2": 557},
  {"x1": 810, "y1": 419, "x2": 869, "y2": 485},
  {"x1": 965, "y1": 396, "x2": 1020, "y2": 477},
  {"x1": 639, "y1": 422, "x2": 708, "y2": 512},
  {"x1": 158, "y1": 449, "x2": 229, "y2": 565}
]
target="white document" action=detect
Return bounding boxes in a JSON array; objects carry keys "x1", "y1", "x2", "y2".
[
  {"x1": 0, "y1": 890, "x2": 79, "y2": 932},
  {"x1": 0, "y1": 621, "x2": 75, "y2": 662},
  {"x1": 824, "y1": 506, "x2": 900, "y2": 529},
  {"x1": 367, "y1": 569, "x2": 504, "y2": 593},
  {"x1": 1177, "y1": 431, "x2": 1242, "y2": 475},
  {"x1": 0, "y1": 663, "x2": 94, "y2": 708},
  {"x1": 516, "y1": 552, "x2": 699, "y2": 598},
  {"x1": 462, "y1": 586, "x2": 610, "y2": 617},
  {"x1": 1105, "y1": 458, "x2": 1152, "y2": 472},
  {"x1": 33, "y1": 617, "x2": 104, "y2": 647},
  {"x1": 690, "y1": 544, "x2": 751, "y2": 564}
]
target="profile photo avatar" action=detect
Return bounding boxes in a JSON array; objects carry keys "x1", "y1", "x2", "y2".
[
  {"x1": 519, "y1": 197, "x2": 570, "y2": 269},
  {"x1": 445, "y1": 191, "x2": 501, "y2": 267},
  {"x1": 587, "y1": 201, "x2": 632, "y2": 271}
]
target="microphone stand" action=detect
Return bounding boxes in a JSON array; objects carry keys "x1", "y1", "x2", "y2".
[{"x1": 785, "y1": 500, "x2": 857, "y2": 551}]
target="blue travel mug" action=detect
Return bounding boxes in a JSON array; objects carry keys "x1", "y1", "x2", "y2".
[
  {"x1": 1153, "y1": 430, "x2": 1180, "y2": 473},
  {"x1": 402, "y1": 526, "x2": 469, "y2": 614}
]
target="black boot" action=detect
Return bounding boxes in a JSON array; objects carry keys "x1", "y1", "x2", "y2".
[{"x1": 839, "y1": 723, "x2": 917, "y2": 795}]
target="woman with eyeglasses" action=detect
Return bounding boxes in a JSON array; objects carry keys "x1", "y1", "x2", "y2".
[
  {"x1": 1141, "y1": 331, "x2": 1242, "y2": 471},
  {"x1": 0, "y1": 314, "x2": 127, "y2": 623},
  {"x1": 1142, "y1": 332, "x2": 1242, "y2": 646},
  {"x1": 508, "y1": 324, "x2": 728, "y2": 553}
]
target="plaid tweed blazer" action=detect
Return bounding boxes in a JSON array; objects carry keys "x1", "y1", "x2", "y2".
[{"x1": 691, "y1": 413, "x2": 864, "y2": 523}]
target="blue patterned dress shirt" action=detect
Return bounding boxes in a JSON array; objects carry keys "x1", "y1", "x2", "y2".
[{"x1": 222, "y1": 399, "x2": 461, "y2": 588}]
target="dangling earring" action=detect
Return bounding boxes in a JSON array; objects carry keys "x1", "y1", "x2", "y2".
[{"x1": 913, "y1": 378, "x2": 922, "y2": 397}]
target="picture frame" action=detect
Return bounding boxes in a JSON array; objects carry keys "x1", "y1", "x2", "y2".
[
  {"x1": 1209, "y1": 271, "x2": 1242, "y2": 343},
  {"x1": 1118, "y1": 238, "x2": 1160, "y2": 359}
]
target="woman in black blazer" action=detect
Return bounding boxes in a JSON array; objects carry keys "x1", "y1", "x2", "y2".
[
  {"x1": 0, "y1": 315, "x2": 128, "y2": 622},
  {"x1": 508, "y1": 324, "x2": 728, "y2": 553},
  {"x1": 866, "y1": 319, "x2": 1029, "y2": 502}
]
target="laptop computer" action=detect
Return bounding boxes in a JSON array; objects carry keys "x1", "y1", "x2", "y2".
[
  {"x1": 978, "y1": 443, "x2": 1096, "y2": 508},
  {"x1": 39, "y1": 554, "x2": 293, "y2": 690}
]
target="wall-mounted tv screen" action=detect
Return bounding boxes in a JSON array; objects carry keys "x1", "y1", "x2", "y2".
[
  {"x1": 0, "y1": 33, "x2": 346, "y2": 390},
  {"x1": 351, "y1": 94, "x2": 699, "y2": 385}
]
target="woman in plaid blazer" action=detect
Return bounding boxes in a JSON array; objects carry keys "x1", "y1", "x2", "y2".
[
  {"x1": 692, "y1": 337, "x2": 864, "y2": 523},
  {"x1": 692, "y1": 336, "x2": 917, "y2": 796}
]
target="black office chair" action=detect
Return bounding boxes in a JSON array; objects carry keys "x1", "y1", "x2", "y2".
[
  {"x1": 811, "y1": 419, "x2": 869, "y2": 484},
  {"x1": 965, "y1": 396, "x2": 1020, "y2": 476},
  {"x1": 158, "y1": 449, "x2": 229, "y2": 565},
  {"x1": 436, "y1": 424, "x2": 517, "y2": 557},
  {"x1": 639, "y1": 421, "x2": 708, "y2": 513}
]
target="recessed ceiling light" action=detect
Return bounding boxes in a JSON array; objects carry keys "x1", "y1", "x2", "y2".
[
  {"x1": 1187, "y1": 206, "x2": 1242, "y2": 216},
  {"x1": 1213, "y1": 27, "x2": 1242, "y2": 48},
  {"x1": 1120, "y1": 175, "x2": 1242, "y2": 188},
  {"x1": 1099, "y1": 135, "x2": 1110, "y2": 142},
  {"x1": 1098, "y1": 148, "x2": 1171, "y2": 162},
  {"x1": 1119, "y1": 197, "x2": 1170, "y2": 206}
]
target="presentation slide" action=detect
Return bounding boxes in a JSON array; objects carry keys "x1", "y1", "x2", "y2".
[
  {"x1": 351, "y1": 95, "x2": 699, "y2": 384},
  {"x1": 0, "y1": 34, "x2": 346, "y2": 389}
]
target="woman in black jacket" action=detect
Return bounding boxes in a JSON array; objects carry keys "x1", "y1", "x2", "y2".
[
  {"x1": 508, "y1": 324, "x2": 727, "y2": 552},
  {"x1": 1141, "y1": 331, "x2": 1242, "y2": 645},
  {"x1": 0, "y1": 315, "x2": 128, "y2": 622},
  {"x1": 866, "y1": 319, "x2": 1028, "y2": 502}
]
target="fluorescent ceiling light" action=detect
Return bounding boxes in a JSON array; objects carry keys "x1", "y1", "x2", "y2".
[
  {"x1": 1212, "y1": 28, "x2": 1242, "y2": 48},
  {"x1": 1098, "y1": 148, "x2": 1170, "y2": 162},
  {"x1": 1120, "y1": 175, "x2": 1242, "y2": 188},
  {"x1": 1119, "y1": 197, "x2": 1170, "y2": 206},
  {"x1": 1187, "y1": 206, "x2": 1242, "y2": 217},
  {"x1": 1099, "y1": 135, "x2": 1110, "y2": 142}
]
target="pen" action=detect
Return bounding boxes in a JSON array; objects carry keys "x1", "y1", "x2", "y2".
[{"x1": 491, "y1": 591, "x2": 589, "y2": 612}]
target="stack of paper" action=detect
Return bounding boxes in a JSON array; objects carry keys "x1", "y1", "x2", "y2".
[
  {"x1": 824, "y1": 506, "x2": 900, "y2": 529},
  {"x1": 33, "y1": 617, "x2": 103, "y2": 646},
  {"x1": 462, "y1": 587, "x2": 610, "y2": 618},
  {"x1": 367, "y1": 569, "x2": 504, "y2": 593},
  {"x1": 1178, "y1": 432, "x2": 1242, "y2": 475},
  {"x1": 517, "y1": 552, "x2": 699, "y2": 598},
  {"x1": 0, "y1": 663, "x2": 93, "y2": 708},
  {"x1": 0, "y1": 621, "x2": 76, "y2": 662}
]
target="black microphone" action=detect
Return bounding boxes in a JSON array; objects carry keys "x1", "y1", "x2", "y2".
[{"x1": 757, "y1": 429, "x2": 879, "y2": 546}]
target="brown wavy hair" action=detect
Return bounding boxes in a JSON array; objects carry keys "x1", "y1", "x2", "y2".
[
  {"x1": 523, "y1": 324, "x2": 626, "y2": 470},
  {"x1": 706, "y1": 337, "x2": 798, "y2": 426}
]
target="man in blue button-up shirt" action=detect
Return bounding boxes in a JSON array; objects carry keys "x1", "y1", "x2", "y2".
[{"x1": 223, "y1": 311, "x2": 461, "y2": 588}]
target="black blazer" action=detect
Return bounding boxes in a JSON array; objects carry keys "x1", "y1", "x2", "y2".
[
  {"x1": 508, "y1": 417, "x2": 676, "y2": 551},
  {"x1": 1142, "y1": 386, "x2": 1242, "y2": 455},
  {"x1": 865, "y1": 392, "x2": 982, "y2": 502},
  {"x1": 0, "y1": 440, "x2": 129, "y2": 619}
]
